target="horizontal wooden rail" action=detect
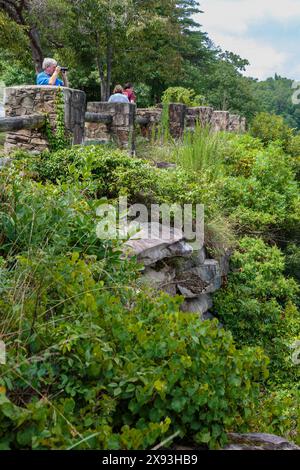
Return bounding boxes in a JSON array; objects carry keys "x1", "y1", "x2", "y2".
[
  {"x1": 85, "y1": 112, "x2": 113, "y2": 124},
  {"x1": 0, "y1": 114, "x2": 46, "y2": 132}
]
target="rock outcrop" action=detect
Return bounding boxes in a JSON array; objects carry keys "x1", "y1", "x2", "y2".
[
  {"x1": 123, "y1": 222, "x2": 225, "y2": 319},
  {"x1": 224, "y1": 433, "x2": 300, "y2": 450}
]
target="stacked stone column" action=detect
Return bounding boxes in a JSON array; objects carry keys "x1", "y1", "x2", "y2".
[
  {"x1": 4, "y1": 85, "x2": 86, "y2": 154},
  {"x1": 85, "y1": 102, "x2": 135, "y2": 151},
  {"x1": 185, "y1": 106, "x2": 213, "y2": 131},
  {"x1": 168, "y1": 103, "x2": 186, "y2": 138},
  {"x1": 211, "y1": 111, "x2": 230, "y2": 132}
]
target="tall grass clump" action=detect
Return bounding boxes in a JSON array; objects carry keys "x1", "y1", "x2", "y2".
[{"x1": 175, "y1": 123, "x2": 225, "y2": 177}]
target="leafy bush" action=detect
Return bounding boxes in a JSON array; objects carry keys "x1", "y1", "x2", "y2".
[
  {"x1": 250, "y1": 112, "x2": 294, "y2": 150},
  {"x1": 0, "y1": 176, "x2": 270, "y2": 449},
  {"x1": 134, "y1": 83, "x2": 152, "y2": 108},
  {"x1": 0, "y1": 269, "x2": 269, "y2": 449},
  {"x1": 285, "y1": 244, "x2": 300, "y2": 284},
  {"x1": 220, "y1": 143, "x2": 300, "y2": 236},
  {"x1": 162, "y1": 87, "x2": 206, "y2": 106},
  {"x1": 286, "y1": 134, "x2": 300, "y2": 157},
  {"x1": 221, "y1": 133, "x2": 264, "y2": 177},
  {"x1": 213, "y1": 237, "x2": 300, "y2": 385}
]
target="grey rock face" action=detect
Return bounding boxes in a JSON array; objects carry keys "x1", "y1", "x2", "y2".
[
  {"x1": 224, "y1": 433, "x2": 300, "y2": 450},
  {"x1": 181, "y1": 295, "x2": 213, "y2": 316},
  {"x1": 142, "y1": 266, "x2": 177, "y2": 296},
  {"x1": 122, "y1": 222, "x2": 226, "y2": 317},
  {"x1": 186, "y1": 260, "x2": 222, "y2": 294},
  {"x1": 123, "y1": 223, "x2": 193, "y2": 266}
]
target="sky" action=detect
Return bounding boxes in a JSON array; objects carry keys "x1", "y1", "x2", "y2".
[{"x1": 195, "y1": 0, "x2": 300, "y2": 81}]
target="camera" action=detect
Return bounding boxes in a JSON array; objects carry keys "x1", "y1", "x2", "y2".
[{"x1": 60, "y1": 66, "x2": 68, "y2": 73}]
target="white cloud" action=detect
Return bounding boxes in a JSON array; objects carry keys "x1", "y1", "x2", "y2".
[
  {"x1": 198, "y1": 0, "x2": 300, "y2": 34},
  {"x1": 196, "y1": 0, "x2": 300, "y2": 79},
  {"x1": 210, "y1": 31, "x2": 290, "y2": 79}
]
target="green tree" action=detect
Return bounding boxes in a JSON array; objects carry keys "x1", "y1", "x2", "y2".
[
  {"x1": 0, "y1": 1, "x2": 44, "y2": 71},
  {"x1": 197, "y1": 52, "x2": 258, "y2": 120},
  {"x1": 251, "y1": 75, "x2": 300, "y2": 129}
]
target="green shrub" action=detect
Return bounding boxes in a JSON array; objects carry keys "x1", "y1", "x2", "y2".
[
  {"x1": 162, "y1": 87, "x2": 206, "y2": 106},
  {"x1": 0, "y1": 274, "x2": 269, "y2": 449},
  {"x1": 213, "y1": 237, "x2": 300, "y2": 385},
  {"x1": 286, "y1": 134, "x2": 300, "y2": 157},
  {"x1": 250, "y1": 112, "x2": 293, "y2": 149},
  {"x1": 220, "y1": 144, "x2": 300, "y2": 236},
  {"x1": 221, "y1": 133, "x2": 264, "y2": 177},
  {"x1": 0, "y1": 171, "x2": 270, "y2": 449},
  {"x1": 134, "y1": 83, "x2": 152, "y2": 108},
  {"x1": 285, "y1": 244, "x2": 300, "y2": 284}
]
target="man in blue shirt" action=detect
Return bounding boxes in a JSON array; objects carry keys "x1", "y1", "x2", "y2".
[{"x1": 36, "y1": 58, "x2": 68, "y2": 87}]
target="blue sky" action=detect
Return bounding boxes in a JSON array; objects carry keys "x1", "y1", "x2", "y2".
[{"x1": 195, "y1": 0, "x2": 300, "y2": 81}]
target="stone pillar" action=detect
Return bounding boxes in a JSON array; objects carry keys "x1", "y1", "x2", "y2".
[
  {"x1": 198, "y1": 106, "x2": 214, "y2": 127},
  {"x1": 211, "y1": 111, "x2": 230, "y2": 132},
  {"x1": 85, "y1": 102, "x2": 136, "y2": 152},
  {"x1": 240, "y1": 117, "x2": 246, "y2": 133},
  {"x1": 228, "y1": 114, "x2": 241, "y2": 132},
  {"x1": 185, "y1": 106, "x2": 213, "y2": 131},
  {"x1": 112, "y1": 103, "x2": 135, "y2": 151},
  {"x1": 169, "y1": 103, "x2": 186, "y2": 138},
  {"x1": 136, "y1": 107, "x2": 162, "y2": 139},
  {"x1": 4, "y1": 85, "x2": 86, "y2": 154}
]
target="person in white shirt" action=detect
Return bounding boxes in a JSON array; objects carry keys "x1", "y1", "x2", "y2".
[{"x1": 108, "y1": 85, "x2": 129, "y2": 103}]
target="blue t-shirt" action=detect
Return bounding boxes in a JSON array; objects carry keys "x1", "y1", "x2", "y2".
[
  {"x1": 36, "y1": 71, "x2": 63, "y2": 86},
  {"x1": 108, "y1": 93, "x2": 129, "y2": 103}
]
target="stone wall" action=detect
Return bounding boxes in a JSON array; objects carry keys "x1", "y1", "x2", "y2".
[
  {"x1": 2, "y1": 85, "x2": 247, "y2": 155},
  {"x1": 228, "y1": 114, "x2": 241, "y2": 132},
  {"x1": 185, "y1": 106, "x2": 213, "y2": 131},
  {"x1": 211, "y1": 111, "x2": 230, "y2": 132},
  {"x1": 4, "y1": 86, "x2": 85, "y2": 154},
  {"x1": 136, "y1": 107, "x2": 162, "y2": 139},
  {"x1": 135, "y1": 104, "x2": 245, "y2": 139},
  {"x1": 85, "y1": 102, "x2": 135, "y2": 150},
  {"x1": 169, "y1": 103, "x2": 187, "y2": 138}
]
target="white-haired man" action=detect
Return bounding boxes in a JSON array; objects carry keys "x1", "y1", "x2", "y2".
[{"x1": 36, "y1": 58, "x2": 69, "y2": 87}]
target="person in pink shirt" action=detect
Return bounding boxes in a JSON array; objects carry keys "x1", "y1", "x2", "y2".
[{"x1": 123, "y1": 83, "x2": 136, "y2": 103}]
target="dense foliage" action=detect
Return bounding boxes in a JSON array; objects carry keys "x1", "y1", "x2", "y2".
[
  {"x1": 1, "y1": 117, "x2": 299, "y2": 447},
  {"x1": 0, "y1": 151, "x2": 270, "y2": 449},
  {"x1": 0, "y1": 0, "x2": 299, "y2": 451}
]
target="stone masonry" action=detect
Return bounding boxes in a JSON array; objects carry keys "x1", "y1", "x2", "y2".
[
  {"x1": 136, "y1": 107, "x2": 163, "y2": 139},
  {"x1": 1, "y1": 85, "x2": 246, "y2": 155},
  {"x1": 85, "y1": 102, "x2": 135, "y2": 150},
  {"x1": 211, "y1": 110, "x2": 230, "y2": 132},
  {"x1": 185, "y1": 106, "x2": 214, "y2": 131},
  {"x1": 4, "y1": 86, "x2": 85, "y2": 154}
]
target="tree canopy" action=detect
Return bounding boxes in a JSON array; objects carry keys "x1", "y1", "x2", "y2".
[{"x1": 0, "y1": 0, "x2": 298, "y2": 124}]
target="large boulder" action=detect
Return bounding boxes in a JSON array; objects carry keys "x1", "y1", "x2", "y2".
[
  {"x1": 180, "y1": 294, "x2": 213, "y2": 316},
  {"x1": 123, "y1": 222, "x2": 193, "y2": 266}
]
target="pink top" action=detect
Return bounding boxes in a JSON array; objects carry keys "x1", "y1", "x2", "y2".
[{"x1": 123, "y1": 89, "x2": 136, "y2": 103}]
